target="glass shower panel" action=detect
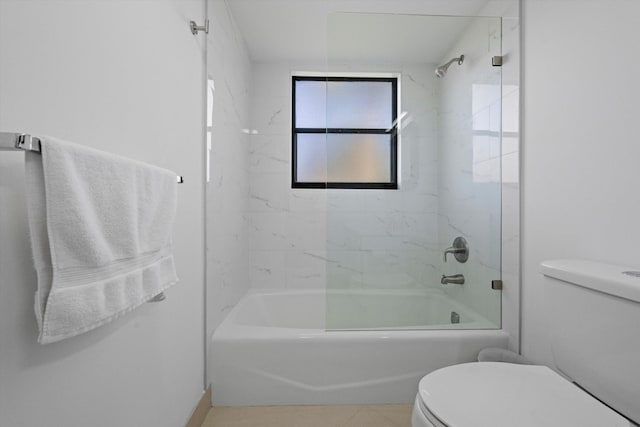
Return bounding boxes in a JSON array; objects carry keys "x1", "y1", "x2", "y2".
[{"x1": 325, "y1": 13, "x2": 503, "y2": 330}]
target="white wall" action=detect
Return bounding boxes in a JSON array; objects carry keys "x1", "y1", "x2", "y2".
[
  {"x1": 521, "y1": 0, "x2": 640, "y2": 365},
  {"x1": 205, "y1": 0, "x2": 253, "y2": 347},
  {"x1": 0, "y1": 1, "x2": 206, "y2": 426}
]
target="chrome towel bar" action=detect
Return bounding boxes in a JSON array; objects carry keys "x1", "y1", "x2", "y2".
[
  {"x1": 1, "y1": 131, "x2": 185, "y2": 305},
  {"x1": 0, "y1": 132, "x2": 184, "y2": 183}
]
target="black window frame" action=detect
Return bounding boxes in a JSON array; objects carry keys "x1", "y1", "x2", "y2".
[{"x1": 291, "y1": 76, "x2": 398, "y2": 189}]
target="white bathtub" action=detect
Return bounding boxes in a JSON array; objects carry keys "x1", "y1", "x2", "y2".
[{"x1": 210, "y1": 289, "x2": 508, "y2": 406}]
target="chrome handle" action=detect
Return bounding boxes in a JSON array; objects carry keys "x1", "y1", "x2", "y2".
[
  {"x1": 443, "y1": 247, "x2": 466, "y2": 262},
  {"x1": 443, "y1": 237, "x2": 469, "y2": 263}
]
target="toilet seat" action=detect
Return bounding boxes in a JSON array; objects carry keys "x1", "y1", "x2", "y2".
[{"x1": 414, "y1": 362, "x2": 630, "y2": 427}]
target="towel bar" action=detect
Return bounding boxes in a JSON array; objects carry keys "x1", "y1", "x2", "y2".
[
  {"x1": 0, "y1": 132, "x2": 184, "y2": 183},
  {"x1": 2, "y1": 131, "x2": 182, "y2": 306}
]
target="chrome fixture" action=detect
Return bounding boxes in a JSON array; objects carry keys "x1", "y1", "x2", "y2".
[
  {"x1": 450, "y1": 311, "x2": 461, "y2": 324},
  {"x1": 435, "y1": 54, "x2": 464, "y2": 78},
  {"x1": 492, "y1": 55, "x2": 503, "y2": 66},
  {"x1": 190, "y1": 19, "x2": 209, "y2": 35},
  {"x1": 441, "y1": 274, "x2": 465, "y2": 285},
  {"x1": 0, "y1": 132, "x2": 185, "y2": 183},
  {"x1": 0, "y1": 132, "x2": 41, "y2": 152},
  {"x1": 443, "y1": 236, "x2": 469, "y2": 263}
]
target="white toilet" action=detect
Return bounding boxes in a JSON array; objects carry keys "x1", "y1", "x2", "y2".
[{"x1": 412, "y1": 259, "x2": 640, "y2": 427}]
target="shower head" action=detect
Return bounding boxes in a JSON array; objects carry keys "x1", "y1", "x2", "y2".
[{"x1": 435, "y1": 55, "x2": 465, "y2": 78}]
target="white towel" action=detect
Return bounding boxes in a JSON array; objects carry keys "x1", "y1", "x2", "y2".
[{"x1": 25, "y1": 136, "x2": 178, "y2": 344}]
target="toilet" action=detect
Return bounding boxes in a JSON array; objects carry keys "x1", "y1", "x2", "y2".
[{"x1": 412, "y1": 259, "x2": 640, "y2": 427}]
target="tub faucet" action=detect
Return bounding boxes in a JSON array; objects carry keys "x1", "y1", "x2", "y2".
[{"x1": 441, "y1": 274, "x2": 465, "y2": 285}]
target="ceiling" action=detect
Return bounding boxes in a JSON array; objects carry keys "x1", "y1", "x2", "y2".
[{"x1": 226, "y1": 0, "x2": 496, "y2": 64}]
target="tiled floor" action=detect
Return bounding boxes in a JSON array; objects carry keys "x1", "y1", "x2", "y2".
[{"x1": 201, "y1": 404, "x2": 413, "y2": 427}]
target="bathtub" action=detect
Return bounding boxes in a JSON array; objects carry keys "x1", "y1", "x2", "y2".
[{"x1": 210, "y1": 288, "x2": 508, "y2": 406}]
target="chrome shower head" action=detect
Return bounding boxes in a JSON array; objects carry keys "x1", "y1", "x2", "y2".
[
  {"x1": 434, "y1": 66, "x2": 448, "y2": 78},
  {"x1": 435, "y1": 55, "x2": 465, "y2": 78}
]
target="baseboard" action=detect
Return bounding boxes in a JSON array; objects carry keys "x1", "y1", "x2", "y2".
[{"x1": 185, "y1": 387, "x2": 212, "y2": 427}]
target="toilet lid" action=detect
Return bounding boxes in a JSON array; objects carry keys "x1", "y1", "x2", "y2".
[{"x1": 418, "y1": 362, "x2": 630, "y2": 427}]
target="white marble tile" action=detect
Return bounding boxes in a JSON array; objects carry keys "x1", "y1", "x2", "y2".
[
  {"x1": 289, "y1": 189, "x2": 327, "y2": 213},
  {"x1": 249, "y1": 250, "x2": 287, "y2": 289},
  {"x1": 329, "y1": 212, "x2": 388, "y2": 240},
  {"x1": 207, "y1": 4, "x2": 518, "y2": 350},
  {"x1": 248, "y1": 172, "x2": 290, "y2": 212},
  {"x1": 241, "y1": 54, "x2": 514, "y2": 330},
  {"x1": 251, "y1": 95, "x2": 291, "y2": 135},
  {"x1": 249, "y1": 134, "x2": 290, "y2": 174},
  {"x1": 327, "y1": 221, "x2": 362, "y2": 252},
  {"x1": 246, "y1": 212, "x2": 290, "y2": 251},
  {"x1": 358, "y1": 190, "x2": 405, "y2": 214},
  {"x1": 286, "y1": 211, "x2": 327, "y2": 252},
  {"x1": 360, "y1": 251, "x2": 420, "y2": 289},
  {"x1": 326, "y1": 250, "x2": 363, "y2": 290},
  {"x1": 285, "y1": 251, "x2": 327, "y2": 289},
  {"x1": 326, "y1": 190, "x2": 366, "y2": 212},
  {"x1": 434, "y1": 16, "x2": 508, "y2": 326},
  {"x1": 252, "y1": 63, "x2": 292, "y2": 98},
  {"x1": 206, "y1": 0, "x2": 253, "y2": 345}
]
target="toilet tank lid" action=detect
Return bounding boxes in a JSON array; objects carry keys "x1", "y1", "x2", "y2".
[{"x1": 541, "y1": 259, "x2": 640, "y2": 303}]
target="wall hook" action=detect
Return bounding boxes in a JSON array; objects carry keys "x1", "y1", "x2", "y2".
[{"x1": 190, "y1": 19, "x2": 209, "y2": 35}]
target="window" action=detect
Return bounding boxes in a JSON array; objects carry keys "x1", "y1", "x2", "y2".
[{"x1": 292, "y1": 76, "x2": 398, "y2": 189}]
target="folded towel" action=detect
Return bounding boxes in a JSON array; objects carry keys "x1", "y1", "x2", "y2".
[{"x1": 25, "y1": 136, "x2": 178, "y2": 344}]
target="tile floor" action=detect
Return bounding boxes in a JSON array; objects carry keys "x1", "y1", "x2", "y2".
[{"x1": 201, "y1": 404, "x2": 413, "y2": 427}]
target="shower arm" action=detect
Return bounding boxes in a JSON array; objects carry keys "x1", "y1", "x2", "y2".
[
  {"x1": 435, "y1": 55, "x2": 465, "y2": 78},
  {"x1": 442, "y1": 56, "x2": 464, "y2": 68}
]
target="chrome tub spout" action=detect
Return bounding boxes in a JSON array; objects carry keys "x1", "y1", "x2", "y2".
[{"x1": 441, "y1": 274, "x2": 465, "y2": 285}]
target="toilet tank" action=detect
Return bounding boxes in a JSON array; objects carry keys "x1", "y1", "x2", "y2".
[{"x1": 542, "y1": 259, "x2": 640, "y2": 424}]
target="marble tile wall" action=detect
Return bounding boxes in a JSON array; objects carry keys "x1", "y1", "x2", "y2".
[
  {"x1": 247, "y1": 62, "x2": 442, "y2": 292},
  {"x1": 211, "y1": 3, "x2": 519, "y2": 343},
  {"x1": 436, "y1": 15, "x2": 519, "y2": 331},
  {"x1": 206, "y1": 0, "x2": 253, "y2": 338}
]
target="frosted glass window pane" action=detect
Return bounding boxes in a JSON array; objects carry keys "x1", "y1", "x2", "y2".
[
  {"x1": 327, "y1": 81, "x2": 392, "y2": 129},
  {"x1": 296, "y1": 134, "x2": 327, "y2": 182},
  {"x1": 326, "y1": 134, "x2": 390, "y2": 182},
  {"x1": 295, "y1": 80, "x2": 327, "y2": 128},
  {"x1": 293, "y1": 77, "x2": 397, "y2": 187}
]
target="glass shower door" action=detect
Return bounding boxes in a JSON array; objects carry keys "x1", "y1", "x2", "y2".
[{"x1": 324, "y1": 13, "x2": 503, "y2": 330}]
